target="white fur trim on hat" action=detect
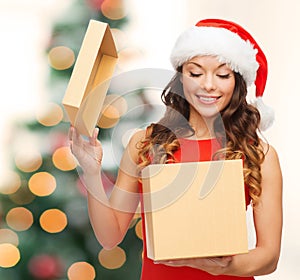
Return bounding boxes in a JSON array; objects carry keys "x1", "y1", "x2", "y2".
[
  {"x1": 252, "y1": 97, "x2": 275, "y2": 131},
  {"x1": 170, "y1": 26, "x2": 259, "y2": 87}
]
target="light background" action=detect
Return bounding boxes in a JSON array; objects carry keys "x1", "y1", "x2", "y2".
[{"x1": 0, "y1": 0, "x2": 298, "y2": 279}]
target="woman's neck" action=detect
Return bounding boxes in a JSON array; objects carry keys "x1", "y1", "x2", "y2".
[{"x1": 188, "y1": 109, "x2": 216, "y2": 140}]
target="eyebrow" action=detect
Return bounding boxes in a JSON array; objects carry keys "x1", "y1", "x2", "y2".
[{"x1": 187, "y1": 62, "x2": 227, "y2": 69}]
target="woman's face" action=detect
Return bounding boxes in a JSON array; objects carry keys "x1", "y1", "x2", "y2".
[{"x1": 181, "y1": 55, "x2": 235, "y2": 119}]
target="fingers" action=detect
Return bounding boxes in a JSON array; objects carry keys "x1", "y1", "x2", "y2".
[
  {"x1": 156, "y1": 256, "x2": 232, "y2": 270},
  {"x1": 68, "y1": 125, "x2": 83, "y2": 149},
  {"x1": 68, "y1": 125, "x2": 74, "y2": 141},
  {"x1": 209, "y1": 256, "x2": 232, "y2": 267},
  {"x1": 89, "y1": 127, "x2": 100, "y2": 146},
  {"x1": 69, "y1": 125, "x2": 100, "y2": 149}
]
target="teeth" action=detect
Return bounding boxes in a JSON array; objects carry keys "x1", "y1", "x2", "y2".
[{"x1": 199, "y1": 96, "x2": 217, "y2": 102}]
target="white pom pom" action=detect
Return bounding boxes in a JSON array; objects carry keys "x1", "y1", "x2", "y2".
[{"x1": 252, "y1": 97, "x2": 275, "y2": 131}]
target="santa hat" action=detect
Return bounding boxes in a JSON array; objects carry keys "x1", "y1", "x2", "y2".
[{"x1": 170, "y1": 18, "x2": 274, "y2": 131}]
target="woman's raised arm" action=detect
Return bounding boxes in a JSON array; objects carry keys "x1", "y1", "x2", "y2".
[{"x1": 69, "y1": 126, "x2": 145, "y2": 249}]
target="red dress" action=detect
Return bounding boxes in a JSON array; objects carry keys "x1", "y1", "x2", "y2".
[{"x1": 139, "y1": 138, "x2": 254, "y2": 280}]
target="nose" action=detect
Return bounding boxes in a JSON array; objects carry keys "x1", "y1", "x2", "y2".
[{"x1": 201, "y1": 74, "x2": 216, "y2": 92}]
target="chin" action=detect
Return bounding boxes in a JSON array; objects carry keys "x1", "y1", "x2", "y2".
[{"x1": 197, "y1": 109, "x2": 220, "y2": 120}]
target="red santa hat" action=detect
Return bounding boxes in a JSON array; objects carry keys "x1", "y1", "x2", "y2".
[{"x1": 170, "y1": 18, "x2": 274, "y2": 131}]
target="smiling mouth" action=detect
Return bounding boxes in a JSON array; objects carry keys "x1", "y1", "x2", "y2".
[{"x1": 197, "y1": 95, "x2": 221, "y2": 104}]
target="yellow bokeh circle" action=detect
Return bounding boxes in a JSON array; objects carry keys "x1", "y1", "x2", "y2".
[
  {"x1": 52, "y1": 146, "x2": 77, "y2": 171},
  {"x1": 0, "y1": 171, "x2": 21, "y2": 195},
  {"x1": 135, "y1": 219, "x2": 143, "y2": 240},
  {"x1": 9, "y1": 185, "x2": 35, "y2": 205},
  {"x1": 97, "y1": 104, "x2": 120, "y2": 129},
  {"x1": 28, "y1": 172, "x2": 56, "y2": 197},
  {"x1": 0, "y1": 243, "x2": 20, "y2": 268},
  {"x1": 39, "y1": 209, "x2": 67, "y2": 233},
  {"x1": 101, "y1": 0, "x2": 127, "y2": 20},
  {"x1": 104, "y1": 94, "x2": 128, "y2": 116},
  {"x1": 48, "y1": 46, "x2": 75, "y2": 70},
  {"x1": 67, "y1": 262, "x2": 96, "y2": 280},
  {"x1": 6, "y1": 207, "x2": 34, "y2": 231},
  {"x1": 15, "y1": 150, "x2": 42, "y2": 173},
  {"x1": 36, "y1": 102, "x2": 64, "y2": 127},
  {"x1": 98, "y1": 246, "x2": 126, "y2": 269},
  {"x1": 0, "y1": 229, "x2": 19, "y2": 246}
]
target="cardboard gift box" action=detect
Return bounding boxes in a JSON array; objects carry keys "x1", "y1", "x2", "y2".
[
  {"x1": 62, "y1": 19, "x2": 118, "y2": 137},
  {"x1": 141, "y1": 159, "x2": 248, "y2": 261}
]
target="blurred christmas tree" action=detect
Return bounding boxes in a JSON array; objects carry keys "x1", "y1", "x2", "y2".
[{"x1": 0, "y1": 0, "x2": 159, "y2": 279}]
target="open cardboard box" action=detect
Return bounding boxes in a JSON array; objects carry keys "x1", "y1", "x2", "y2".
[
  {"x1": 62, "y1": 20, "x2": 118, "y2": 137},
  {"x1": 141, "y1": 159, "x2": 249, "y2": 261}
]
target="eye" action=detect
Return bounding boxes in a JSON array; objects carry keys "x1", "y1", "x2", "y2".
[
  {"x1": 189, "y1": 72, "x2": 202, "y2": 77},
  {"x1": 217, "y1": 74, "x2": 231, "y2": 79}
]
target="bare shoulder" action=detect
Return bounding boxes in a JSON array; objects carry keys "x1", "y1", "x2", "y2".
[
  {"x1": 122, "y1": 129, "x2": 147, "y2": 164},
  {"x1": 127, "y1": 129, "x2": 147, "y2": 148},
  {"x1": 260, "y1": 141, "x2": 280, "y2": 164},
  {"x1": 260, "y1": 141, "x2": 282, "y2": 182}
]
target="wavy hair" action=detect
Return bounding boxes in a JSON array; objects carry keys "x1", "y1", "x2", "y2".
[{"x1": 138, "y1": 68, "x2": 265, "y2": 206}]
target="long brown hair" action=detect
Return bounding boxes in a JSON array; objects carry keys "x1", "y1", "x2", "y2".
[{"x1": 138, "y1": 68, "x2": 265, "y2": 206}]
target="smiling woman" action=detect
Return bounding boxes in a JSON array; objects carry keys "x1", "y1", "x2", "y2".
[
  {"x1": 69, "y1": 18, "x2": 283, "y2": 280},
  {"x1": 181, "y1": 56, "x2": 236, "y2": 121}
]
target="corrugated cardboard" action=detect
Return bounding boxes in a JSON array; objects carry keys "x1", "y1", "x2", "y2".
[
  {"x1": 141, "y1": 159, "x2": 248, "y2": 261},
  {"x1": 62, "y1": 20, "x2": 118, "y2": 137}
]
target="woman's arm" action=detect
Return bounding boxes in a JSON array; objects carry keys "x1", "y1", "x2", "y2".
[
  {"x1": 69, "y1": 126, "x2": 145, "y2": 250},
  {"x1": 224, "y1": 144, "x2": 283, "y2": 276},
  {"x1": 159, "y1": 144, "x2": 283, "y2": 277}
]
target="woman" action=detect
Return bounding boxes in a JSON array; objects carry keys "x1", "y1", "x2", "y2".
[{"x1": 69, "y1": 19, "x2": 282, "y2": 279}]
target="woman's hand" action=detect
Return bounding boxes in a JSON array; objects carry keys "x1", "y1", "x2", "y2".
[
  {"x1": 157, "y1": 256, "x2": 232, "y2": 276},
  {"x1": 69, "y1": 126, "x2": 103, "y2": 175}
]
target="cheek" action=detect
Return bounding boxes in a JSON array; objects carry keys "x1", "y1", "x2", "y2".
[
  {"x1": 222, "y1": 80, "x2": 235, "y2": 98},
  {"x1": 182, "y1": 76, "x2": 199, "y2": 94}
]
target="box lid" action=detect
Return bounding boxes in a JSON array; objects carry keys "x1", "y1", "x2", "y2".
[{"x1": 62, "y1": 20, "x2": 118, "y2": 136}]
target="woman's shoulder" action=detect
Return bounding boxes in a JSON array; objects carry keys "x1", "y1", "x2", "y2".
[
  {"x1": 125, "y1": 129, "x2": 148, "y2": 157},
  {"x1": 128, "y1": 129, "x2": 147, "y2": 145},
  {"x1": 259, "y1": 140, "x2": 281, "y2": 172},
  {"x1": 259, "y1": 140, "x2": 279, "y2": 159}
]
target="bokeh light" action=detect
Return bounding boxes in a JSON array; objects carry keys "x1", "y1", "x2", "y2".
[
  {"x1": 39, "y1": 209, "x2": 67, "y2": 233},
  {"x1": 135, "y1": 219, "x2": 143, "y2": 240},
  {"x1": 48, "y1": 46, "x2": 75, "y2": 70},
  {"x1": 98, "y1": 246, "x2": 126, "y2": 269},
  {"x1": 0, "y1": 243, "x2": 20, "y2": 268},
  {"x1": 14, "y1": 149, "x2": 42, "y2": 173},
  {"x1": 28, "y1": 254, "x2": 64, "y2": 279},
  {"x1": 86, "y1": 0, "x2": 105, "y2": 10},
  {"x1": 28, "y1": 172, "x2": 56, "y2": 197},
  {"x1": 9, "y1": 185, "x2": 35, "y2": 205},
  {"x1": 104, "y1": 94, "x2": 128, "y2": 116},
  {"x1": 0, "y1": 171, "x2": 21, "y2": 195},
  {"x1": 36, "y1": 102, "x2": 64, "y2": 127},
  {"x1": 67, "y1": 261, "x2": 96, "y2": 280},
  {"x1": 52, "y1": 146, "x2": 77, "y2": 171},
  {"x1": 97, "y1": 104, "x2": 120, "y2": 128},
  {"x1": 6, "y1": 207, "x2": 34, "y2": 231},
  {"x1": 0, "y1": 228, "x2": 19, "y2": 246},
  {"x1": 101, "y1": 0, "x2": 127, "y2": 20}
]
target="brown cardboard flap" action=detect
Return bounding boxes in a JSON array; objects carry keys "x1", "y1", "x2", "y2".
[
  {"x1": 62, "y1": 20, "x2": 118, "y2": 137},
  {"x1": 141, "y1": 159, "x2": 248, "y2": 260}
]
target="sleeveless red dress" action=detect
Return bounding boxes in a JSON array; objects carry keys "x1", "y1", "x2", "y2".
[{"x1": 139, "y1": 138, "x2": 254, "y2": 280}]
